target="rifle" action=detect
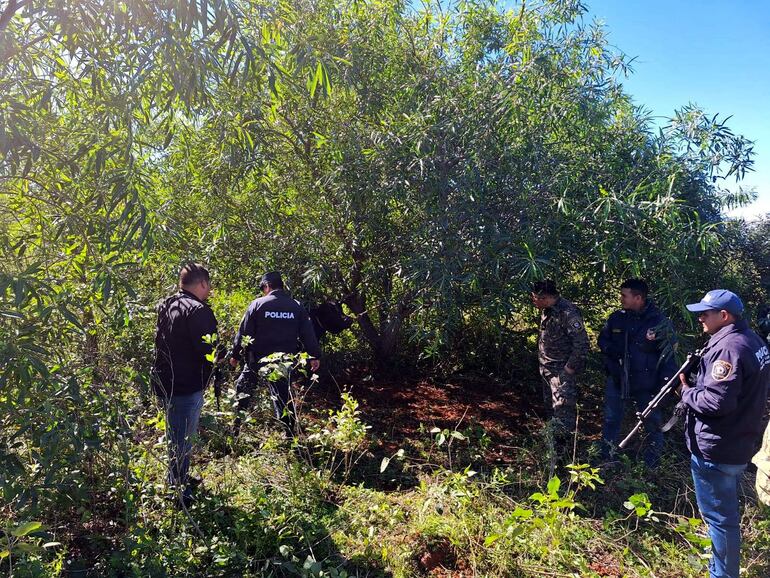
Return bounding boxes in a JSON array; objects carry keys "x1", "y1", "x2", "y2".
[
  {"x1": 620, "y1": 329, "x2": 631, "y2": 400},
  {"x1": 212, "y1": 367, "x2": 223, "y2": 411},
  {"x1": 618, "y1": 349, "x2": 702, "y2": 450}
]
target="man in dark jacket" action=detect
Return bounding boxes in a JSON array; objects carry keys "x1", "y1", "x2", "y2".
[
  {"x1": 152, "y1": 263, "x2": 218, "y2": 504},
  {"x1": 531, "y1": 279, "x2": 590, "y2": 440},
  {"x1": 757, "y1": 303, "x2": 770, "y2": 345},
  {"x1": 682, "y1": 289, "x2": 769, "y2": 578},
  {"x1": 309, "y1": 299, "x2": 354, "y2": 341},
  {"x1": 598, "y1": 279, "x2": 677, "y2": 466},
  {"x1": 229, "y1": 272, "x2": 322, "y2": 435}
]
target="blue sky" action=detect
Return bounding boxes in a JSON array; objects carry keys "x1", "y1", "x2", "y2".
[{"x1": 584, "y1": 0, "x2": 770, "y2": 219}]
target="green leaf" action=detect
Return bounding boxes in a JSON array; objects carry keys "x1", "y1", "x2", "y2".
[
  {"x1": 309, "y1": 61, "x2": 322, "y2": 98},
  {"x1": 58, "y1": 306, "x2": 84, "y2": 331},
  {"x1": 321, "y1": 61, "x2": 332, "y2": 96},
  {"x1": 15, "y1": 542, "x2": 42, "y2": 554},
  {"x1": 546, "y1": 476, "x2": 561, "y2": 496},
  {"x1": 0, "y1": 310, "x2": 24, "y2": 319},
  {"x1": 509, "y1": 507, "x2": 533, "y2": 519},
  {"x1": 11, "y1": 521, "x2": 42, "y2": 537}
]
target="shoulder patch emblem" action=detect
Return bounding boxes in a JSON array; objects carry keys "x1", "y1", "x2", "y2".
[
  {"x1": 572, "y1": 321, "x2": 582, "y2": 329},
  {"x1": 711, "y1": 360, "x2": 733, "y2": 381}
]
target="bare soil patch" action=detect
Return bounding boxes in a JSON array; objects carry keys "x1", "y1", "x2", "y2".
[{"x1": 306, "y1": 365, "x2": 606, "y2": 464}]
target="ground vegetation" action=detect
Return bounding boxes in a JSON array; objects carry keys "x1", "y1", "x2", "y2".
[{"x1": 1, "y1": 0, "x2": 768, "y2": 576}]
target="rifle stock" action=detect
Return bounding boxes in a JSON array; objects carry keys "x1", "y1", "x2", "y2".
[{"x1": 618, "y1": 349, "x2": 702, "y2": 450}]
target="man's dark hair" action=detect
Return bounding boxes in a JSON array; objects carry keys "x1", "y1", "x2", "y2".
[
  {"x1": 179, "y1": 263, "x2": 210, "y2": 287},
  {"x1": 532, "y1": 279, "x2": 559, "y2": 297},
  {"x1": 621, "y1": 278, "x2": 649, "y2": 299},
  {"x1": 259, "y1": 271, "x2": 284, "y2": 291}
]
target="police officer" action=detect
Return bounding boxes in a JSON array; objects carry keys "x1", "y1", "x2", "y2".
[
  {"x1": 598, "y1": 279, "x2": 676, "y2": 466},
  {"x1": 152, "y1": 263, "x2": 219, "y2": 505},
  {"x1": 309, "y1": 298, "x2": 354, "y2": 341},
  {"x1": 229, "y1": 272, "x2": 321, "y2": 435},
  {"x1": 531, "y1": 279, "x2": 589, "y2": 439},
  {"x1": 757, "y1": 302, "x2": 770, "y2": 345},
  {"x1": 681, "y1": 290, "x2": 769, "y2": 578}
]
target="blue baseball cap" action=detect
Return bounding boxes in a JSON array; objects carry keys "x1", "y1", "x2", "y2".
[{"x1": 686, "y1": 289, "x2": 744, "y2": 316}]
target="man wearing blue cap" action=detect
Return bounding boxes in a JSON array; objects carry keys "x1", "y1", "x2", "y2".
[{"x1": 681, "y1": 289, "x2": 770, "y2": 578}]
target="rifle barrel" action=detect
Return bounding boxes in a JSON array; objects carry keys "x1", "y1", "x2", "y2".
[
  {"x1": 615, "y1": 349, "x2": 702, "y2": 450},
  {"x1": 619, "y1": 421, "x2": 643, "y2": 449}
]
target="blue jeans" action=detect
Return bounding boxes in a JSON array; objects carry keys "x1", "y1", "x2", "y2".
[
  {"x1": 163, "y1": 390, "x2": 204, "y2": 488},
  {"x1": 691, "y1": 455, "x2": 747, "y2": 578},
  {"x1": 601, "y1": 378, "x2": 663, "y2": 466}
]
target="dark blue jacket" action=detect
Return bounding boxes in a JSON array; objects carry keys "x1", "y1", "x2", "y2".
[
  {"x1": 309, "y1": 300, "x2": 353, "y2": 341},
  {"x1": 757, "y1": 305, "x2": 770, "y2": 345},
  {"x1": 598, "y1": 301, "x2": 677, "y2": 392},
  {"x1": 231, "y1": 289, "x2": 321, "y2": 366},
  {"x1": 683, "y1": 319, "x2": 770, "y2": 464}
]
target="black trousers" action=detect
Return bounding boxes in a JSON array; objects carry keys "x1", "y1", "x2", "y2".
[{"x1": 235, "y1": 365, "x2": 295, "y2": 435}]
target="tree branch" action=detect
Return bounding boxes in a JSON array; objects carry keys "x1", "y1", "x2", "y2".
[{"x1": 0, "y1": 0, "x2": 30, "y2": 33}]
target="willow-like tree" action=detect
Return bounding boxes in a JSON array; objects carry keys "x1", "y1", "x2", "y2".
[
  {"x1": 145, "y1": 0, "x2": 755, "y2": 361},
  {"x1": 0, "y1": 3, "x2": 760, "y2": 566}
]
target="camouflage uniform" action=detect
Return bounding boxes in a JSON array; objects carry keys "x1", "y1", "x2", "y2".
[
  {"x1": 753, "y1": 420, "x2": 770, "y2": 506},
  {"x1": 537, "y1": 297, "x2": 590, "y2": 433}
]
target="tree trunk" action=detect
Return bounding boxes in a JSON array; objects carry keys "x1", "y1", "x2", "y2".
[{"x1": 343, "y1": 288, "x2": 412, "y2": 363}]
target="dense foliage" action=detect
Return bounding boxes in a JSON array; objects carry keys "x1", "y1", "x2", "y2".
[{"x1": 1, "y1": 0, "x2": 768, "y2": 576}]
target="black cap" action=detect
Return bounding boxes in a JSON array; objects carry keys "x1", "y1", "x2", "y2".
[{"x1": 259, "y1": 271, "x2": 283, "y2": 289}]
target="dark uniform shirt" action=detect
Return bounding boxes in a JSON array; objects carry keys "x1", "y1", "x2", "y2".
[
  {"x1": 683, "y1": 319, "x2": 770, "y2": 464},
  {"x1": 538, "y1": 297, "x2": 590, "y2": 372},
  {"x1": 757, "y1": 305, "x2": 770, "y2": 345},
  {"x1": 231, "y1": 289, "x2": 322, "y2": 365},
  {"x1": 310, "y1": 300, "x2": 353, "y2": 341},
  {"x1": 598, "y1": 301, "x2": 677, "y2": 392},
  {"x1": 153, "y1": 290, "x2": 218, "y2": 397}
]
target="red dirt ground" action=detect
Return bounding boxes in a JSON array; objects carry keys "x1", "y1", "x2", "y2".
[{"x1": 305, "y1": 366, "x2": 606, "y2": 463}]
